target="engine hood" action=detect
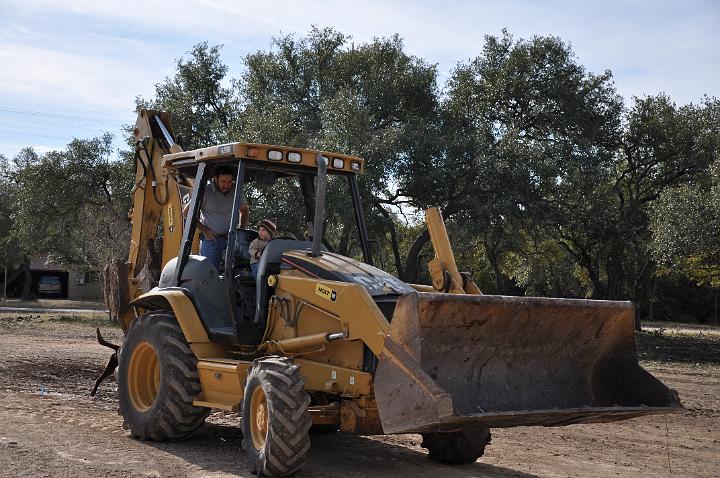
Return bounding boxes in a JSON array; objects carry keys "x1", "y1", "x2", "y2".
[{"x1": 280, "y1": 251, "x2": 414, "y2": 297}]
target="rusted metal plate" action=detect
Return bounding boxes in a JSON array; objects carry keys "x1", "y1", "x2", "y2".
[{"x1": 375, "y1": 292, "x2": 681, "y2": 434}]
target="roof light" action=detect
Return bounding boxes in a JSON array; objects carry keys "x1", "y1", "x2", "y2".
[
  {"x1": 350, "y1": 161, "x2": 361, "y2": 171},
  {"x1": 247, "y1": 147, "x2": 259, "y2": 158},
  {"x1": 332, "y1": 158, "x2": 345, "y2": 169},
  {"x1": 287, "y1": 152, "x2": 302, "y2": 163},
  {"x1": 268, "y1": 150, "x2": 283, "y2": 161}
]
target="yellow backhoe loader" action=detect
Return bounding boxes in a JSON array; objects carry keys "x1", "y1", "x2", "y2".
[{"x1": 96, "y1": 109, "x2": 681, "y2": 477}]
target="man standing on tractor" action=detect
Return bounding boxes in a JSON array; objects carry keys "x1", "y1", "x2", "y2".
[{"x1": 184, "y1": 165, "x2": 249, "y2": 271}]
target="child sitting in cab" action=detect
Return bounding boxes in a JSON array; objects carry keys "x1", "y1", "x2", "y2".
[{"x1": 249, "y1": 219, "x2": 277, "y2": 279}]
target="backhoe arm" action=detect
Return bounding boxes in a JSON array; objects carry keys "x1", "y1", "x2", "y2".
[{"x1": 108, "y1": 109, "x2": 187, "y2": 331}]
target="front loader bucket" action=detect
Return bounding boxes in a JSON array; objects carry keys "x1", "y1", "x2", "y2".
[{"x1": 375, "y1": 292, "x2": 681, "y2": 434}]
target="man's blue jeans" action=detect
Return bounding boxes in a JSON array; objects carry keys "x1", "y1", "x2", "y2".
[{"x1": 200, "y1": 235, "x2": 227, "y2": 272}]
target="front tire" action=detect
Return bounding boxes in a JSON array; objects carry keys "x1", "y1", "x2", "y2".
[
  {"x1": 242, "y1": 357, "x2": 311, "y2": 477},
  {"x1": 118, "y1": 312, "x2": 209, "y2": 441},
  {"x1": 421, "y1": 426, "x2": 491, "y2": 464}
]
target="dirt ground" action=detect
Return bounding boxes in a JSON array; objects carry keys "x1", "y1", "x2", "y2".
[{"x1": 0, "y1": 313, "x2": 718, "y2": 478}]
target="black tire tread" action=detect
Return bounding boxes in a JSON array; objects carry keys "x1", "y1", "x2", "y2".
[
  {"x1": 118, "y1": 312, "x2": 210, "y2": 441},
  {"x1": 242, "y1": 357, "x2": 312, "y2": 477}
]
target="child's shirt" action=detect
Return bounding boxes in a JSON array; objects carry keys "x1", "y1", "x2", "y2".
[{"x1": 249, "y1": 238, "x2": 269, "y2": 264}]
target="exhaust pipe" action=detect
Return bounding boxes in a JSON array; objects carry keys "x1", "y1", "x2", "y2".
[{"x1": 311, "y1": 153, "x2": 327, "y2": 257}]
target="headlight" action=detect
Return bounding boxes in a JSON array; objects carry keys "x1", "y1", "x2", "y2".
[
  {"x1": 287, "y1": 152, "x2": 302, "y2": 163},
  {"x1": 268, "y1": 150, "x2": 283, "y2": 161},
  {"x1": 332, "y1": 158, "x2": 345, "y2": 169}
]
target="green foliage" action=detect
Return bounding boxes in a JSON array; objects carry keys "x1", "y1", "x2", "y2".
[
  {"x1": 436, "y1": 31, "x2": 623, "y2": 292},
  {"x1": 237, "y1": 27, "x2": 441, "y2": 260},
  {"x1": 505, "y1": 239, "x2": 589, "y2": 298},
  {"x1": 10, "y1": 135, "x2": 132, "y2": 271},
  {"x1": 247, "y1": 176, "x2": 308, "y2": 240},
  {"x1": 5, "y1": 27, "x2": 718, "y2": 322},
  {"x1": 137, "y1": 43, "x2": 239, "y2": 149},
  {"x1": 131, "y1": 28, "x2": 716, "y2": 321},
  {"x1": 0, "y1": 155, "x2": 22, "y2": 267},
  {"x1": 651, "y1": 158, "x2": 720, "y2": 287}
]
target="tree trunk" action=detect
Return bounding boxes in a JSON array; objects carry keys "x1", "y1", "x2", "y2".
[
  {"x1": 483, "y1": 236, "x2": 504, "y2": 293},
  {"x1": 0, "y1": 265, "x2": 26, "y2": 291},
  {"x1": 103, "y1": 260, "x2": 130, "y2": 325},
  {"x1": 387, "y1": 227, "x2": 404, "y2": 279},
  {"x1": 21, "y1": 265, "x2": 32, "y2": 300},
  {"x1": 374, "y1": 204, "x2": 404, "y2": 279},
  {"x1": 338, "y1": 221, "x2": 351, "y2": 257},
  {"x1": 646, "y1": 274, "x2": 657, "y2": 325}
]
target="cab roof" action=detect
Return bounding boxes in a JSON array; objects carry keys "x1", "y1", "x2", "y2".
[{"x1": 163, "y1": 142, "x2": 365, "y2": 175}]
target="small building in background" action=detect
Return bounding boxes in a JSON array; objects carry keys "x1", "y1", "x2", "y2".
[{"x1": 26, "y1": 252, "x2": 103, "y2": 301}]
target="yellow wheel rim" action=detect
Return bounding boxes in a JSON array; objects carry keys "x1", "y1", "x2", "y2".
[
  {"x1": 250, "y1": 386, "x2": 269, "y2": 450},
  {"x1": 128, "y1": 341, "x2": 160, "y2": 412}
]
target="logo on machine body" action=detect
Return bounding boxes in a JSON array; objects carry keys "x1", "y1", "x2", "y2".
[
  {"x1": 218, "y1": 144, "x2": 234, "y2": 155},
  {"x1": 167, "y1": 204, "x2": 175, "y2": 233},
  {"x1": 315, "y1": 283, "x2": 337, "y2": 302}
]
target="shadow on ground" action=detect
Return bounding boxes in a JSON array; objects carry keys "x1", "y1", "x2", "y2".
[
  {"x1": 146, "y1": 422, "x2": 537, "y2": 478},
  {"x1": 637, "y1": 330, "x2": 720, "y2": 364}
]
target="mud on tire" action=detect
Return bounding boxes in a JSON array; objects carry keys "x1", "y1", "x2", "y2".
[
  {"x1": 421, "y1": 425, "x2": 491, "y2": 464},
  {"x1": 117, "y1": 312, "x2": 209, "y2": 441},
  {"x1": 242, "y1": 357, "x2": 312, "y2": 477}
]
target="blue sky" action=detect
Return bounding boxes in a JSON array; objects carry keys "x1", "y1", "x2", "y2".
[{"x1": 1, "y1": 0, "x2": 718, "y2": 159}]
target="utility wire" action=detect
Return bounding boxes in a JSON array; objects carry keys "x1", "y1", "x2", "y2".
[
  {"x1": 0, "y1": 115, "x2": 118, "y2": 130},
  {"x1": 0, "y1": 128, "x2": 78, "y2": 140},
  {"x1": 0, "y1": 107, "x2": 123, "y2": 126}
]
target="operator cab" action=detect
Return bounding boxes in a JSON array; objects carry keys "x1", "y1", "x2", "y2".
[{"x1": 163, "y1": 145, "x2": 370, "y2": 347}]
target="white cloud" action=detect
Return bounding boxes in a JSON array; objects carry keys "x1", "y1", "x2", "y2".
[{"x1": 0, "y1": 44, "x2": 143, "y2": 114}]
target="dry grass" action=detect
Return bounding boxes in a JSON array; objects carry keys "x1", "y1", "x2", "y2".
[
  {"x1": 0, "y1": 310, "x2": 117, "y2": 328},
  {"x1": 0, "y1": 298, "x2": 106, "y2": 310}
]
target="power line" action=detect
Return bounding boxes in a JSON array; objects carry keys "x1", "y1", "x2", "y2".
[
  {"x1": 0, "y1": 115, "x2": 119, "y2": 130},
  {"x1": 0, "y1": 128, "x2": 79, "y2": 141},
  {"x1": 0, "y1": 107, "x2": 124, "y2": 126}
]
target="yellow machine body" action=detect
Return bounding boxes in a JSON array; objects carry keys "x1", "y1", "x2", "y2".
[{"x1": 131, "y1": 227, "x2": 680, "y2": 435}]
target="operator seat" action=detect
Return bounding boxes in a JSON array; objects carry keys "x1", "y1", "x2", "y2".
[
  {"x1": 253, "y1": 239, "x2": 326, "y2": 326},
  {"x1": 158, "y1": 255, "x2": 235, "y2": 338}
]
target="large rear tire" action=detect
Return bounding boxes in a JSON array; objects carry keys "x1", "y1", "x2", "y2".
[
  {"x1": 241, "y1": 357, "x2": 311, "y2": 477},
  {"x1": 118, "y1": 312, "x2": 209, "y2": 441},
  {"x1": 421, "y1": 426, "x2": 491, "y2": 464}
]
